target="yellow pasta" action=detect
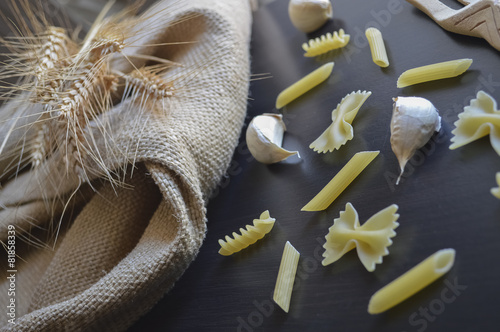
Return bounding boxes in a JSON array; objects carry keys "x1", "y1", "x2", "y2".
[
  {"x1": 302, "y1": 29, "x2": 350, "y2": 57},
  {"x1": 218, "y1": 210, "x2": 276, "y2": 256},
  {"x1": 310, "y1": 90, "x2": 372, "y2": 153},
  {"x1": 273, "y1": 241, "x2": 300, "y2": 313},
  {"x1": 365, "y1": 27, "x2": 389, "y2": 67},
  {"x1": 322, "y1": 203, "x2": 399, "y2": 272},
  {"x1": 450, "y1": 90, "x2": 500, "y2": 157},
  {"x1": 368, "y1": 248, "x2": 456, "y2": 314},
  {"x1": 397, "y1": 58, "x2": 472, "y2": 88},
  {"x1": 492, "y1": 172, "x2": 500, "y2": 199},
  {"x1": 275, "y1": 62, "x2": 334, "y2": 109},
  {"x1": 301, "y1": 151, "x2": 379, "y2": 211}
]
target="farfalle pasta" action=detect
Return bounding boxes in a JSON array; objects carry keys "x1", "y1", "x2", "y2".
[
  {"x1": 310, "y1": 90, "x2": 372, "y2": 153},
  {"x1": 492, "y1": 172, "x2": 500, "y2": 199},
  {"x1": 450, "y1": 90, "x2": 500, "y2": 156},
  {"x1": 322, "y1": 203, "x2": 399, "y2": 272},
  {"x1": 302, "y1": 29, "x2": 350, "y2": 57},
  {"x1": 218, "y1": 210, "x2": 276, "y2": 256}
]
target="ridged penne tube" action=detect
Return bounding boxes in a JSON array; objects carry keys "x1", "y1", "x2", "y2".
[
  {"x1": 218, "y1": 210, "x2": 276, "y2": 256},
  {"x1": 301, "y1": 151, "x2": 379, "y2": 211},
  {"x1": 365, "y1": 28, "x2": 389, "y2": 67},
  {"x1": 397, "y1": 58, "x2": 472, "y2": 88},
  {"x1": 368, "y1": 248, "x2": 456, "y2": 314},
  {"x1": 275, "y1": 62, "x2": 334, "y2": 109},
  {"x1": 302, "y1": 29, "x2": 350, "y2": 57},
  {"x1": 310, "y1": 90, "x2": 372, "y2": 153},
  {"x1": 450, "y1": 91, "x2": 500, "y2": 156},
  {"x1": 322, "y1": 203, "x2": 399, "y2": 272},
  {"x1": 273, "y1": 241, "x2": 300, "y2": 313},
  {"x1": 492, "y1": 172, "x2": 500, "y2": 199}
]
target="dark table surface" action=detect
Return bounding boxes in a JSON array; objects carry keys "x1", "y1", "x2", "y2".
[{"x1": 131, "y1": 0, "x2": 500, "y2": 331}]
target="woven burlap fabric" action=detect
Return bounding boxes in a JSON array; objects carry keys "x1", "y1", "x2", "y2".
[{"x1": 0, "y1": 0, "x2": 252, "y2": 330}]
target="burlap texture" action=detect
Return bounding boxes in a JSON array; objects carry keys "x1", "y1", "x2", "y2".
[{"x1": 0, "y1": 0, "x2": 252, "y2": 330}]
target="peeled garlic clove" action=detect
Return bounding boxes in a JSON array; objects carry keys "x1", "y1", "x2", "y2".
[
  {"x1": 246, "y1": 113, "x2": 299, "y2": 164},
  {"x1": 288, "y1": 0, "x2": 333, "y2": 33},
  {"x1": 390, "y1": 97, "x2": 441, "y2": 185}
]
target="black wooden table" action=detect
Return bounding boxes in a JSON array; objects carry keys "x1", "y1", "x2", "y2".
[{"x1": 131, "y1": 0, "x2": 500, "y2": 331}]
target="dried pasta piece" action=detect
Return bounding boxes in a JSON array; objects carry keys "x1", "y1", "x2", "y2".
[
  {"x1": 322, "y1": 203, "x2": 399, "y2": 272},
  {"x1": 218, "y1": 210, "x2": 276, "y2": 256},
  {"x1": 450, "y1": 90, "x2": 500, "y2": 156},
  {"x1": 492, "y1": 172, "x2": 500, "y2": 199},
  {"x1": 396, "y1": 58, "x2": 472, "y2": 88},
  {"x1": 368, "y1": 248, "x2": 456, "y2": 314},
  {"x1": 301, "y1": 151, "x2": 379, "y2": 211},
  {"x1": 365, "y1": 27, "x2": 389, "y2": 67},
  {"x1": 276, "y1": 62, "x2": 334, "y2": 109},
  {"x1": 310, "y1": 90, "x2": 372, "y2": 153},
  {"x1": 273, "y1": 241, "x2": 300, "y2": 313},
  {"x1": 302, "y1": 29, "x2": 350, "y2": 57}
]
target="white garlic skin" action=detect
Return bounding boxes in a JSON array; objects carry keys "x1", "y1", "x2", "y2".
[
  {"x1": 288, "y1": 0, "x2": 333, "y2": 33},
  {"x1": 390, "y1": 97, "x2": 441, "y2": 184},
  {"x1": 246, "y1": 113, "x2": 299, "y2": 164}
]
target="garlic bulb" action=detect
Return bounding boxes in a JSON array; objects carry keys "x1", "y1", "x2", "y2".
[
  {"x1": 390, "y1": 97, "x2": 441, "y2": 185},
  {"x1": 288, "y1": 0, "x2": 333, "y2": 33},
  {"x1": 246, "y1": 113, "x2": 299, "y2": 164}
]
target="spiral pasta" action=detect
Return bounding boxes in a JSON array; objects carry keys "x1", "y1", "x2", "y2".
[
  {"x1": 218, "y1": 210, "x2": 276, "y2": 256},
  {"x1": 302, "y1": 29, "x2": 350, "y2": 57}
]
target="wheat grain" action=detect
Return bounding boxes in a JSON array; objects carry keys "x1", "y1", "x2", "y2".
[
  {"x1": 126, "y1": 66, "x2": 175, "y2": 100},
  {"x1": 0, "y1": 0, "x2": 207, "y2": 235}
]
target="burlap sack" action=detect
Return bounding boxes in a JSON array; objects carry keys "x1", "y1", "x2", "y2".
[{"x1": 0, "y1": 0, "x2": 252, "y2": 330}]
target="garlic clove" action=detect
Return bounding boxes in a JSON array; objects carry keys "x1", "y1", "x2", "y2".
[
  {"x1": 288, "y1": 0, "x2": 333, "y2": 33},
  {"x1": 390, "y1": 97, "x2": 441, "y2": 185},
  {"x1": 246, "y1": 113, "x2": 299, "y2": 164}
]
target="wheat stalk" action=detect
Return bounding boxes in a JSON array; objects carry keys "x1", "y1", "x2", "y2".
[
  {"x1": 126, "y1": 65, "x2": 175, "y2": 100},
  {"x1": 0, "y1": 0, "x2": 211, "y2": 247}
]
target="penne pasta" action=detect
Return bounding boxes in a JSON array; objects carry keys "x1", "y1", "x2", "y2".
[
  {"x1": 397, "y1": 58, "x2": 472, "y2": 88},
  {"x1": 450, "y1": 90, "x2": 500, "y2": 157},
  {"x1": 302, "y1": 29, "x2": 350, "y2": 57},
  {"x1": 492, "y1": 172, "x2": 500, "y2": 199},
  {"x1": 273, "y1": 241, "x2": 300, "y2": 313},
  {"x1": 368, "y1": 248, "x2": 456, "y2": 314},
  {"x1": 322, "y1": 203, "x2": 399, "y2": 272},
  {"x1": 275, "y1": 62, "x2": 334, "y2": 109},
  {"x1": 218, "y1": 210, "x2": 276, "y2": 256},
  {"x1": 310, "y1": 90, "x2": 372, "y2": 153},
  {"x1": 301, "y1": 151, "x2": 379, "y2": 211},
  {"x1": 365, "y1": 27, "x2": 389, "y2": 67}
]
